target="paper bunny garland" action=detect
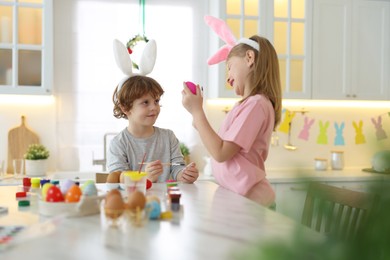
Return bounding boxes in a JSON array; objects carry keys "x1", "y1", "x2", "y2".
[
  {"x1": 298, "y1": 117, "x2": 315, "y2": 141},
  {"x1": 204, "y1": 15, "x2": 260, "y2": 65},
  {"x1": 371, "y1": 116, "x2": 388, "y2": 141},
  {"x1": 113, "y1": 38, "x2": 157, "y2": 92}
]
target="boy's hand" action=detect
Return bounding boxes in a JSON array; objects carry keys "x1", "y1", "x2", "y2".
[
  {"x1": 145, "y1": 160, "x2": 163, "y2": 182},
  {"x1": 178, "y1": 162, "x2": 199, "y2": 183}
]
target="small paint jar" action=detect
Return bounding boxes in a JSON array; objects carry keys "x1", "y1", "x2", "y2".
[
  {"x1": 314, "y1": 158, "x2": 328, "y2": 171},
  {"x1": 331, "y1": 151, "x2": 344, "y2": 170}
]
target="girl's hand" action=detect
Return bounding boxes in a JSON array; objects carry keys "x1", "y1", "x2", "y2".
[
  {"x1": 182, "y1": 82, "x2": 204, "y2": 115},
  {"x1": 178, "y1": 162, "x2": 199, "y2": 183},
  {"x1": 144, "y1": 160, "x2": 163, "y2": 182}
]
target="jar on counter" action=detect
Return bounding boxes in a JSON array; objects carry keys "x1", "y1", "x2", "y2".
[
  {"x1": 314, "y1": 158, "x2": 328, "y2": 171},
  {"x1": 331, "y1": 151, "x2": 344, "y2": 170}
]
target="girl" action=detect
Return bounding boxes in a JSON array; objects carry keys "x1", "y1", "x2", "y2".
[
  {"x1": 107, "y1": 75, "x2": 199, "y2": 183},
  {"x1": 182, "y1": 35, "x2": 282, "y2": 206}
]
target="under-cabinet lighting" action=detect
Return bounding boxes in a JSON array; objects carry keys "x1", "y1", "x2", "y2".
[
  {"x1": 207, "y1": 99, "x2": 390, "y2": 109},
  {"x1": 0, "y1": 94, "x2": 55, "y2": 105}
]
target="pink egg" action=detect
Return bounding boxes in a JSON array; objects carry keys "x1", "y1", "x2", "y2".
[{"x1": 185, "y1": 81, "x2": 197, "y2": 94}]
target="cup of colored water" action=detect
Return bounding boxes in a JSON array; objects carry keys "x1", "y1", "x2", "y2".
[{"x1": 123, "y1": 171, "x2": 147, "y2": 195}]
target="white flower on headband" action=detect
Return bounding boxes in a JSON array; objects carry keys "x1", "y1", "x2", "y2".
[
  {"x1": 113, "y1": 38, "x2": 157, "y2": 91},
  {"x1": 204, "y1": 15, "x2": 260, "y2": 65}
]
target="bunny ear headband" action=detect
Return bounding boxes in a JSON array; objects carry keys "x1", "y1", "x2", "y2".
[
  {"x1": 204, "y1": 15, "x2": 260, "y2": 65},
  {"x1": 113, "y1": 38, "x2": 157, "y2": 92}
]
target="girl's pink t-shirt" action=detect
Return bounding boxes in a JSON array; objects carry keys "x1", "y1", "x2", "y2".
[{"x1": 211, "y1": 94, "x2": 275, "y2": 206}]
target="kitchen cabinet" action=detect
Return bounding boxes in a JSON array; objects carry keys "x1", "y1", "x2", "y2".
[
  {"x1": 0, "y1": 0, "x2": 53, "y2": 95},
  {"x1": 274, "y1": 182, "x2": 309, "y2": 223},
  {"x1": 312, "y1": 0, "x2": 390, "y2": 100}
]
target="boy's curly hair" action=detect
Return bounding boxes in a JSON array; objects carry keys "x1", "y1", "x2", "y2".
[{"x1": 112, "y1": 75, "x2": 164, "y2": 119}]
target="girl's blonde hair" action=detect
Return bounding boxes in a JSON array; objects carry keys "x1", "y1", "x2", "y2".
[
  {"x1": 112, "y1": 75, "x2": 164, "y2": 119},
  {"x1": 228, "y1": 35, "x2": 282, "y2": 129}
]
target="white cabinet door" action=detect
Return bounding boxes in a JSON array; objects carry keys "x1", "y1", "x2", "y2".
[
  {"x1": 351, "y1": 1, "x2": 390, "y2": 100},
  {"x1": 312, "y1": 0, "x2": 390, "y2": 100},
  {"x1": 312, "y1": 0, "x2": 351, "y2": 100},
  {"x1": 274, "y1": 182, "x2": 309, "y2": 223}
]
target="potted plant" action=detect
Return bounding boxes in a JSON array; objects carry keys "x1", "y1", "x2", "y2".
[
  {"x1": 180, "y1": 142, "x2": 190, "y2": 165},
  {"x1": 24, "y1": 144, "x2": 50, "y2": 177}
]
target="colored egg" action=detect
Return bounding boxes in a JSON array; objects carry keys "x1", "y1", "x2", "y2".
[
  {"x1": 185, "y1": 81, "x2": 197, "y2": 94},
  {"x1": 41, "y1": 182, "x2": 54, "y2": 199},
  {"x1": 146, "y1": 200, "x2": 161, "y2": 220},
  {"x1": 146, "y1": 179, "x2": 152, "y2": 190},
  {"x1": 82, "y1": 182, "x2": 98, "y2": 196},
  {"x1": 65, "y1": 184, "x2": 82, "y2": 203},
  {"x1": 60, "y1": 179, "x2": 75, "y2": 195},
  {"x1": 46, "y1": 186, "x2": 64, "y2": 202}
]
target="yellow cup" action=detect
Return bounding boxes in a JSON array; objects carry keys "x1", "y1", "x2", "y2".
[{"x1": 123, "y1": 171, "x2": 147, "y2": 195}]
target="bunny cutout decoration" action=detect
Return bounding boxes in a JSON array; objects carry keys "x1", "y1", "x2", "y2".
[
  {"x1": 278, "y1": 110, "x2": 296, "y2": 134},
  {"x1": 204, "y1": 15, "x2": 260, "y2": 65},
  {"x1": 298, "y1": 117, "x2": 315, "y2": 141},
  {"x1": 113, "y1": 38, "x2": 157, "y2": 91},
  {"x1": 371, "y1": 116, "x2": 387, "y2": 141},
  {"x1": 334, "y1": 122, "x2": 345, "y2": 146},
  {"x1": 352, "y1": 120, "x2": 366, "y2": 144},
  {"x1": 316, "y1": 120, "x2": 329, "y2": 145}
]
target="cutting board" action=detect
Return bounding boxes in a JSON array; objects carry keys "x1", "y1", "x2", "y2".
[{"x1": 7, "y1": 115, "x2": 40, "y2": 174}]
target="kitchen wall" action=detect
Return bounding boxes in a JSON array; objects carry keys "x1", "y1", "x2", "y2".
[
  {"x1": 1, "y1": 0, "x2": 389, "y2": 175},
  {"x1": 206, "y1": 101, "x2": 390, "y2": 171}
]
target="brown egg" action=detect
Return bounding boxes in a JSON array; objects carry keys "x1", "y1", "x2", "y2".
[
  {"x1": 126, "y1": 191, "x2": 146, "y2": 211},
  {"x1": 104, "y1": 189, "x2": 125, "y2": 218},
  {"x1": 106, "y1": 171, "x2": 121, "y2": 183}
]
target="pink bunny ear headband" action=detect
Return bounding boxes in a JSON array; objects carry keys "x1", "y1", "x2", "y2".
[
  {"x1": 113, "y1": 38, "x2": 157, "y2": 92},
  {"x1": 204, "y1": 15, "x2": 260, "y2": 65}
]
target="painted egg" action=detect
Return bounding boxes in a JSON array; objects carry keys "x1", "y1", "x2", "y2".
[
  {"x1": 60, "y1": 179, "x2": 75, "y2": 195},
  {"x1": 146, "y1": 200, "x2": 161, "y2": 220},
  {"x1": 82, "y1": 181, "x2": 98, "y2": 196},
  {"x1": 46, "y1": 186, "x2": 64, "y2": 202},
  {"x1": 146, "y1": 179, "x2": 152, "y2": 190},
  {"x1": 104, "y1": 190, "x2": 125, "y2": 218},
  {"x1": 185, "y1": 81, "x2": 197, "y2": 94},
  {"x1": 41, "y1": 182, "x2": 54, "y2": 199},
  {"x1": 65, "y1": 184, "x2": 82, "y2": 203}
]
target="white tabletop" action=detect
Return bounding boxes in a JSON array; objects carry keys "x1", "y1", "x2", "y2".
[{"x1": 0, "y1": 181, "x2": 322, "y2": 260}]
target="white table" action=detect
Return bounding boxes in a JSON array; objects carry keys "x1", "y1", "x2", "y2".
[{"x1": 0, "y1": 181, "x2": 322, "y2": 260}]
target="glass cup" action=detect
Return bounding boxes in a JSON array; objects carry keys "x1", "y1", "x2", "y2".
[
  {"x1": 123, "y1": 171, "x2": 147, "y2": 195},
  {"x1": 13, "y1": 159, "x2": 24, "y2": 178}
]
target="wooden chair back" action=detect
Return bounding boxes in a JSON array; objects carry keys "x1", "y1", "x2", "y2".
[{"x1": 301, "y1": 182, "x2": 378, "y2": 240}]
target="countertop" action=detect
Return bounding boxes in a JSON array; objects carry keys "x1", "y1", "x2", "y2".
[
  {"x1": 201, "y1": 168, "x2": 389, "y2": 184},
  {"x1": 0, "y1": 181, "x2": 322, "y2": 259},
  {"x1": 1, "y1": 168, "x2": 388, "y2": 186}
]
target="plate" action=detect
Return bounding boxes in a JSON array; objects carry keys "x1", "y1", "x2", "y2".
[{"x1": 362, "y1": 168, "x2": 390, "y2": 174}]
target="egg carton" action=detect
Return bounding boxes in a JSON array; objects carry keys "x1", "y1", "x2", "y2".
[{"x1": 39, "y1": 195, "x2": 105, "y2": 217}]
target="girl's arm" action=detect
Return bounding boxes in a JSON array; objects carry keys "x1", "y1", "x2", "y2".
[{"x1": 182, "y1": 84, "x2": 240, "y2": 162}]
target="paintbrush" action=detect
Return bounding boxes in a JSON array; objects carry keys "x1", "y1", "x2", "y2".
[{"x1": 138, "y1": 162, "x2": 186, "y2": 166}]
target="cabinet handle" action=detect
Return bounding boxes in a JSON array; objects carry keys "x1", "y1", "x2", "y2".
[{"x1": 290, "y1": 187, "x2": 307, "y2": 191}]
